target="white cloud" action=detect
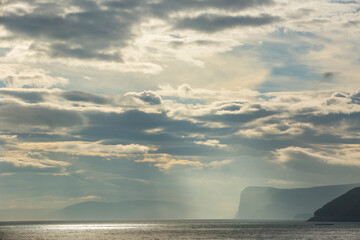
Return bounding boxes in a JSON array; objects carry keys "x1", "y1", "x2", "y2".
[
  {"x1": 273, "y1": 145, "x2": 360, "y2": 168},
  {"x1": 194, "y1": 139, "x2": 227, "y2": 148},
  {"x1": 0, "y1": 134, "x2": 70, "y2": 172},
  {"x1": 19, "y1": 141, "x2": 153, "y2": 157},
  {"x1": 207, "y1": 159, "x2": 233, "y2": 168},
  {"x1": 136, "y1": 154, "x2": 204, "y2": 170},
  {"x1": 135, "y1": 153, "x2": 233, "y2": 171},
  {"x1": 0, "y1": 64, "x2": 68, "y2": 88}
]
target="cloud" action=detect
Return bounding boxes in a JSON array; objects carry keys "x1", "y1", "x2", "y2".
[
  {"x1": 321, "y1": 72, "x2": 338, "y2": 82},
  {"x1": 207, "y1": 159, "x2": 233, "y2": 168},
  {"x1": 0, "y1": 0, "x2": 359, "y2": 87},
  {"x1": 0, "y1": 133, "x2": 151, "y2": 175},
  {"x1": 0, "y1": 98, "x2": 85, "y2": 132},
  {"x1": 70, "y1": 195, "x2": 99, "y2": 201},
  {"x1": 1, "y1": 85, "x2": 359, "y2": 143},
  {"x1": 136, "y1": 155, "x2": 204, "y2": 170},
  {"x1": 0, "y1": 3, "x2": 137, "y2": 61},
  {"x1": 60, "y1": 90, "x2": 110, "y2": 105},
  {"x1": 0, "y1": 88, "x2": 48, "y2": 103},
  {"x1": 273, "y1": 145, "x2": 360, "y2": 172},
  {"x1": 18, "y1": 141, "x2": 152, "y2": 157},
  {"x1": 194, "y1": 139, "x2": 227, "y2": 148},
  {"x1": 237, "y1": 122, "x2": 311, "y2": 138},
  {"x1": 156, "y1": 84, "x2": 259, "y2": 101},
  {"x1": 125, "y1": 91, "x2": 163, "y2": 105},
  {"x1": 0, "y1": 161, "x2": 65, "y2": 174},
  {"x1": 0, "y1": 139, "x2": 69, "y2": 174},
  {"x1": 0, "y1": 64, "x2": 68, "y2": 88},
  {"x1": 148, "y1": 0, "x2": 274, "y2": 14},
  {"x1": 175, "y1": 14, "x2": 281, "y2": 33},
  {"x1": 135, "y1": 154, "x2": 232, "y2": 170},
  {"x1": 0, "y1": 85, "x2": 360, "y2": 178},
  {"x1": 0, "y1": 134, "x2": 70, "y2": 174},
  {"x1": 0, "y1": 0, "x2": 278, "y2": 78},
  {"x1": 350, "y1": 90, "x2": 360, "y2": 104}
]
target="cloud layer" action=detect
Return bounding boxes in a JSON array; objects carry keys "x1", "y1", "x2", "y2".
[
  {"x1": 1, "y1": 0, "x2": 359, "y2": 91},
  {"x1": 1, "y1": 86, "x2": 360, "y2": 174}
]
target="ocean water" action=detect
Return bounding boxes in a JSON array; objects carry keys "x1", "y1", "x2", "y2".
[{"x1": 0, "y1": 220, "x2": 360, "y2": 240}]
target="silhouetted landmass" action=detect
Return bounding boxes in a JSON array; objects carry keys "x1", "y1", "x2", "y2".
[
  {"x1": 49, "y1": 200, "x2": 206, "y2": 220},
  {"x1": 308, "y1": 187, "x2": 360, "y2": 222},
  {"x1": 236, "y1": 183, "x2": 360, "y2": 219}
]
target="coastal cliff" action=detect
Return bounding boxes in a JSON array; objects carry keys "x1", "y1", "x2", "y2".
[
  {"x1": 236, "y1": 183, "x2": 359, "y2": 219},
  {"x1": 309, "y1": 187, "x2": 360, "y2": 222}
]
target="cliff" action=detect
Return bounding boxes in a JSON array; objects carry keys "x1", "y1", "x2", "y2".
[
  {"x1": 236, "y1": 183, "x2": 359, "y2": 219},
  {"x1": 308, "y1": 187, "x2": 360, "y2": 222}
]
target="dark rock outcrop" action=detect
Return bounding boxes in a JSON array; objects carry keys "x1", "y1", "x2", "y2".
[
  {"x1": 236, "y1": 183, "x2": 359, "y2": 219},
  {"x1": 308, "y1": 187, "x2": 360, "y2": 222}
]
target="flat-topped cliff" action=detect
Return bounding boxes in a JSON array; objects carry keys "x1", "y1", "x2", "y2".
[{"x1": 236, "y1": 183, "x2": 359, "y2": 219}]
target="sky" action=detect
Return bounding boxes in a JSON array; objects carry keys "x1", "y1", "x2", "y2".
[{"x1": 0, "y1": 0, "x2": 360, "y2": 218}]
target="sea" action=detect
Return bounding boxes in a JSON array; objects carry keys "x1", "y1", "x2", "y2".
[{"x1": 0, "y1": 219, "x2": 360, "y2": 240}]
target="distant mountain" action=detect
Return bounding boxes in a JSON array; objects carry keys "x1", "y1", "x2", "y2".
[
  {"x1": 0, "y1": 208, "x2": 55, "y2": 221},
  {"x1": 308, "y1": 187, "x2": 360, "y2": 222},
  {"x1": 49, "y1": 200, "x2": 206, "y2": 220},
  {"x1": 236, "y1": 183, "x2": 360, "y2": 220}
]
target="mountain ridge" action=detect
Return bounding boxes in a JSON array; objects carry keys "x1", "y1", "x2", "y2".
[{"x1": 48, "y1": 199, "x2": 209, "y2": 220}]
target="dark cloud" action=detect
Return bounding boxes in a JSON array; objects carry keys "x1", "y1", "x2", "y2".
[
  {"x1": 198, "y1": 105, "x2": 276, "y2": 124},
  {"x1": 0, "y1": 0, "x2": 278, "y2": 61},
  {"x1": 71, "y1": 0, "x2": 100, "y2": 10},
  {"x1": 0, "y1": 90, "x2": 46, "y2": 103},
  {"x1": 61, "y1": 90, "x2": 110, "y2": 105},
  {"x1": 295, "y1": 111, "x2": 360, "y2": 127},
  {"x1": 332, "y1": 92, "x2": 347, "y2": 98},
  {"x1": 350, "y1": 90, "x2": 360, "y2": 104},
  {"x1": 79, "y1": 110, "x2": 210, "y2": 141},
  {"x1": 104, "y1": 0, "x2": 143, "y2": 10},
  {"x1": 169, "y1": 40, "x2": 219, "y2": 48},
  {"x1": 175, "y1": 14, "x2": 281, "y2": 33},
  {"x1": 0, "y1": 4, "x2": 139, "y2": 61},
  {"x1": 49, "y1": 43, "x2": 122, "y2": 61},
  {"x1": 0, "y1": 99, "x2": 85, "y2": 130},
  {"x1": 149, "y1": 0, "x2": 274, "y2": 16},
  {"x1": 137, "y1": 91, "x2": 162, "y2": 105},
  {"x1": 321, "y1": 72, "x2": 337, "y2": 82}
]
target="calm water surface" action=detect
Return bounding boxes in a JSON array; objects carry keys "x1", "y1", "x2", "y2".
[{"x1": 1, "y1": 220, "x2": 360, "y2": 240}]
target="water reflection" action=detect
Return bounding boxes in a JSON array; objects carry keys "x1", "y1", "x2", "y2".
[
  {"x1": 1, "y1": 220, "x2": 360, "y2": 240},
  {"x1": 40, "y1": 223, "x2": 153, "y2": 230}
]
